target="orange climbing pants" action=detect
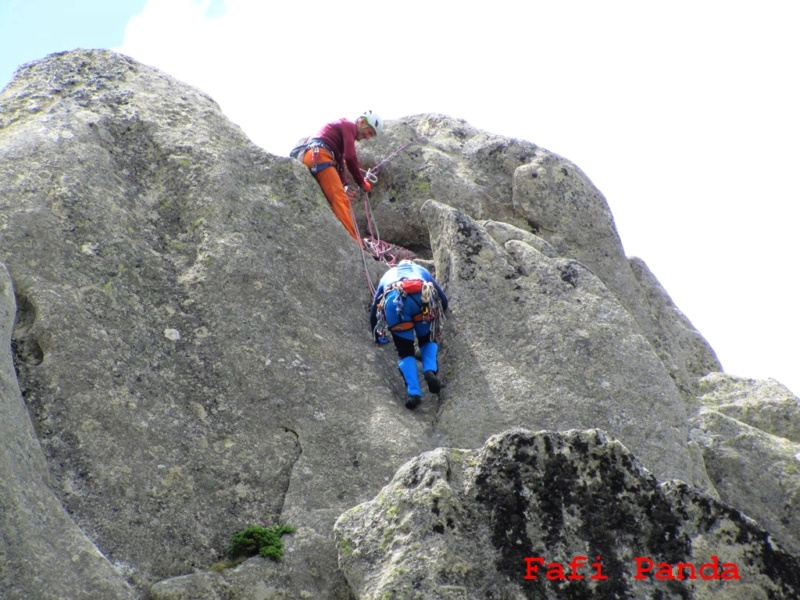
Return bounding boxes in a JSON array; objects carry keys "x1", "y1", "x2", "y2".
[{"x1": 302, "y1": 147, "x2": 361, "y2": 245}]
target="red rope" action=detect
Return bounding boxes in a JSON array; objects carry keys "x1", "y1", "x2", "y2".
[
  {"x1": 348, "y1": 196, "x2": 376, "y2": 297},
  {"x1": 350, "y1": 137, "x2": 425, "y2": 297}
]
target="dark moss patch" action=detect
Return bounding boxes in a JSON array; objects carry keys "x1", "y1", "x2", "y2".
[{"x1": 227, "y1": 523, "x2": 295, "y2": 561}]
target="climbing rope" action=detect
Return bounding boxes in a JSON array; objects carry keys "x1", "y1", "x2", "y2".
[
  {"x1": 350, "y1": 200, "x2": 377, "y2": 297},
  {"x1": 350, "y1": 182, "x2": 417, "y2": 298},
  {"x1": 367, "y1": 136, "x2": 425, "y2": 176},
  {"x1": 360, "y1": 175, "x2": 416, "y2": 267},
  {"x1": 347, "y1": 137, "x2": 426, "y2": 295}
]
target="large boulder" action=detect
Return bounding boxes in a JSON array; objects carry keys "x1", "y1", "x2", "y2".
[{"x1": 335, "y1": 428, "x2": 800, "y2": 600}]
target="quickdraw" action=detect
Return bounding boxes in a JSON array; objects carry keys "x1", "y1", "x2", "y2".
[{"x1": 308, "y1": 143, "x2": 335, "y2": 175}]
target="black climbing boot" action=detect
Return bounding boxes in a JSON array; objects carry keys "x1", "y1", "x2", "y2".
[
  {"x1": 423, "y1": 370, "x2": 441, "y2": 394},
  {"x1": 405, "y1": 394, "x2": 422, "y2": 410}
]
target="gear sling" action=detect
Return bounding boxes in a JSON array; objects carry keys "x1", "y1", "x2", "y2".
[{"x1": 374, "y1": 278, "x2": 443, "y2": 339}]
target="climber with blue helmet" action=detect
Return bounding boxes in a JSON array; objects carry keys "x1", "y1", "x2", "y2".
[
  {"x1": 297, "y1": 111, "x2": 383, "y2": 244},
  {"x1": 369, "y1": 260, "x2": 449, "y2": 409}
]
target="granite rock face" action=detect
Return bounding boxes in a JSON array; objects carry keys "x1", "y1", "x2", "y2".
[
  {"x1": 690, "y1": 373, "x2": 800, "y2": 556},
  {"x1": 1, "y1": 264, "x2": 136, "y2": 600},
  {"x1": 359, "y1": 121, "x2": 722, "y2": 400},
  {"x1": 1, "y1": 50, "x2": 798, "y2": 599},
  {"x1": 335, "y1": 428, "x2": 800, "y2": 600},
  {"x1": 419, "y1": 199, "x2": 693, "y2": 483}
]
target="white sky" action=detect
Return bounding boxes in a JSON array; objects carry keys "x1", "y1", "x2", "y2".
[{"x1": 2, "y1": 0, "x2": 798, "y2": 395}]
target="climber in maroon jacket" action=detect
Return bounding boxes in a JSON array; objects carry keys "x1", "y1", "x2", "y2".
[{"x1": 300, "y1": 111, "x2": 383, "y2": 243}]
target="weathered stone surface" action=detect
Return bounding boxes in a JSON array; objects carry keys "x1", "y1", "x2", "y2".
[
  {"x1": 630, "y1": 257, "x2": 723, "y2": 399},
  {"x1": 0, "y1": 49, "x2": 420, "y2": 597},
  {"x1": 511, "y1": 155, "x2": 722, "y2": 400},
  {"x1": 1, "y1": 264, "x2": 135, "y2": 599},
  {"x1": 421, "y1": 199, "x2": 694, "y2": 483},
  {"x1": 362, "y1": 117, "x2": 722, "y2": 401},
  {"x1": 357, "y1": 114, "x2": 538, "y2": 247},
  {"x1": 148, "y1": 557, "x2": 295, "y2": 600},
  {"x1": 695, "y1": 372, "x2": 800, "y2": 441},
  {"x1": 0, "y1": 50, "x2": 797, "y2": 599},
  {"x1": 480, "y1": 218, "x2": 559, "y2": 258},
  {"x1": 690, "y1": 373, "x2": 800, "y2": 555},
  {"x1": 335, "y1": 428, "x2": 800, "y2": 600}
]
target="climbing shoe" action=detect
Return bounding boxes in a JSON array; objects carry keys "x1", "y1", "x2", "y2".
[
  {"x1": 423, "y1": 370, "x2": 441, "y2": 394},
  {"x1": 405, "y1": 394, "x2": 422, "y2": 410}
]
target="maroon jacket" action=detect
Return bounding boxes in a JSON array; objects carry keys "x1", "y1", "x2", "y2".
[{"x1": 314, "y1": 118, "x2": 367, "y2": 188}]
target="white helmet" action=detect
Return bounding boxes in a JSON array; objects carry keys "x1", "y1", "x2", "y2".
[{"x1": 359, "y1": 110, "x2": 383, "y2": 136}]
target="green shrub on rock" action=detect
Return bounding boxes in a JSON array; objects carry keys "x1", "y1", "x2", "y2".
[{"x1": 227, "y1": 523, "x2": 296, "y2": 561}]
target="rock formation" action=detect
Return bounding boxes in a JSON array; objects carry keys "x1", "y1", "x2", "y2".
[
  {"x1": 1, "y1": 49, "x2": 797, "y2": 599},
  {"x1": 335, "y1": 428, "x2": 800, "y2": 599}
]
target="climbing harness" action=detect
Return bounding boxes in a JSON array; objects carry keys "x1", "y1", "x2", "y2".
[
  {"x1": 304, "y1": 139, "x2": 337, "y2": 174},
  {"x1": 290, "y1": 138, "x2": 338, "y2": 175},
  {"x1": 372, "y1": 279, "x2": 445, "y2": 343}
]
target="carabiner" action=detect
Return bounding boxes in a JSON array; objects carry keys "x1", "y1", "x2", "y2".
[{"x1": 362, "y1": 168, "x2": 378, "y2": 184}]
